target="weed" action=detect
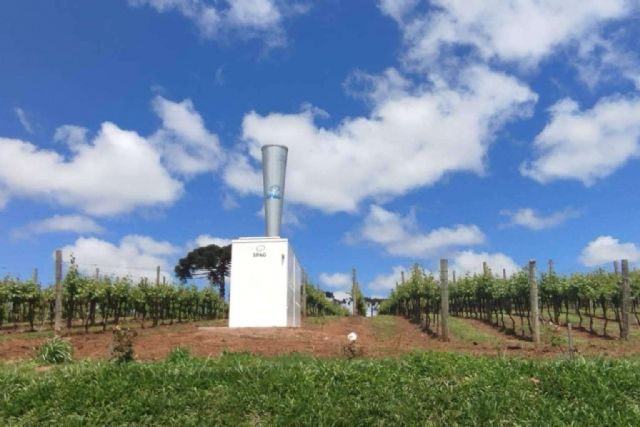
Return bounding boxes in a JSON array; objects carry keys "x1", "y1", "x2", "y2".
[{"x1": 35, "y1": 336, "x2": 73, "y2": 364}]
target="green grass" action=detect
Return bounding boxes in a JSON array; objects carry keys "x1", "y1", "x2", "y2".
[
  {"x1": 303, "y1": 315, "x2": 343, "y2": 326},
  {"x1": 448, "y1": 317, "x2": 506, "y2": 347},
  {"x1": 369, "y1": 315, "x2": 399, "y2": 340},
  {"x1": 2, "y1": 352, "x2": 640, "y2": 426}
]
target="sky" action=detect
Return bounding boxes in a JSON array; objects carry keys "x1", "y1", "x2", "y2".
[{"x1": 1, "y1": 0, "x2": 640, "y2": 298}]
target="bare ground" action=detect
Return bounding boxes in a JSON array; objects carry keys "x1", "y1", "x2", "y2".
[{"x1": 1, "y1": 315, "x2": 639, "y2": 361}]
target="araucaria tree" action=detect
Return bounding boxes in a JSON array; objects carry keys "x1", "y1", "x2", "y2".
[{"x1": 174, "y1": 244, "x2": 231, "y2": 299}]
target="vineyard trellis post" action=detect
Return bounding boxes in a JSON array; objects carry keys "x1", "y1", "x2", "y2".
[
  {"x1": 351, "y1": 267, "x2": 357, "y2": 316},
  {"x1": 621, "y1": 259, "x2": 631, "y2": 340},
  {"x1": 31, "y1": 268, "x2": 38, "y2": 283},
  {"x1": 502, "y1": 268, "x2": 506, "y2": 281},
  {"x1": 440, "y1": 259, "x2": 449, "y2": 342},
  {"x1": 548, "y1": 259, "x2": 554, "y2": 275},
  {"x1": 452, "y1": 270, "x2": 456, "y2": 284},
  {"x1": 54, "y1": 249, "x2": 63, "y2": 336},
  {"x1": 482, "y1": 262, "x2": 489, "y2": 276},
  {"x1": 529, "y1": 259, "x2": 540, "y2": 345},
  {"x1": 614, "y1": 260, "x2": 620, "y2": 276},
  {"x1": 156, "y1": 266, "x2": 160, "y2": 286},
  {"x1": 95, "y1": 268, "x2": 99, "y2": 281},
  {"x1": 302, "y1": 271, "x2": 307, "y2": 318}
]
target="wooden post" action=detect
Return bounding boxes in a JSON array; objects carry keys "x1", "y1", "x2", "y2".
[
  {"x1": 548, "y1": 259, "x2": 554, "y2": 275},
  {"x1": 529, "y1": 259, "x2": 540, "y2": 345},
  {"x1": 502, "y1": 268, "x2": 507, "y2": 281},
  {"x1": 95, "y1": 267, "x2": 100, "y2": 281},
  {"x1": 621, "y1": 259, "x2": 631, "y2": 340},
  {"x1": 156, "y1": 266, "x2": 161, "y2": 286},
  {"x1": 400, "y1": 271, "x2": 405, "y2": 284},
  {"x1": 302, "y1": 271, "x2": 307, "y2": 318},
  {"x1": 452, "y1": 270, "x2": 456, "y2": 284},
  {"x1": 31, "y1": 268, "x2": 38, "y2": 284},
  {"x1": 54, "y1": 250, "x2": 63, "y2": 336},
  {"x1": 614, "y1": 260, "x2": 620, "y2": 276},
  {"x1": 162, "y1": 276, "x2": 166, "y2": 285},
  {"x1": 482, "y1": 261, "x2": 489, "y2": 276},
  {"x1": 440, "y1": 259, "x2": 449, "y2": 342},
  {"x1": 567, "y1": 323, "x2": 575, "y2": 359},
  {"x1": 351, "y1": 267, "x2": 357, "y2": 316}
]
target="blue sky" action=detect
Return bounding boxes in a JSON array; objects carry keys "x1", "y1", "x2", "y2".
[{"x1": 1, "y1": 0, "x2": 640, "y2": 298}]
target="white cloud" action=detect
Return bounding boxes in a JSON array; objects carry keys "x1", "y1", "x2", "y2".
[
  {"x1": 380, "y1": 0, "x2": 631, "y2": 70},
  {"x1": 368, "y1": 265, "x2": 407, "y2": 292},
  {"x1": 188, "y1": 234, "x2": 232, "y2": 249},
  {"x1": 0, "y1": 96, "x2": 225, "y2": 216},
  {"x1": 319, "y1": 272, "x2": 351, "y2": 291},
  {"x1": 501, "y1": 207, "x2": 580, "y2": 230},
  {"x1": 128, "y1": 0, "x2": 305, "y2": 46},
  {"x1": 149, "y1": 96, "x2": 224, "y2": 176},
  {"x1": 521, "y1": 96, "x2": 640, "y2": 185},
  {"x1": 579, "y1": 235, "x2": 640, "y2": 267},
  {"x1": 356, "y1": 205, "x2": 485, "y2": 258},
  {"x1": 0, "y1": 123, "x2": 183, "y2": 216},
  {"x1": 12, "y1": 214, "x2": 104, "y2": 239},
  {"x1": 61, "y1": 235, "x2": 181, "y2": 281},
  {"x1": 450, "y1": 250, "x2": 520, "y2": 277},
  {"x1": 574, "y1": 32, "x2": 640, "y2": 90},
  {"x1": 225, "y1": 65, "x2": 536, "y2": 213},
  {"x1": 54, "y1": 125, "x2": 89, "y2": 152},
  {"x1": 14, "y1": 107, "x2": 34, "y2": 134}
]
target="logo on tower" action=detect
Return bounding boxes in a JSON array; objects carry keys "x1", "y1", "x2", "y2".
[{"x1": 266, "y1": 185, "x2": 282, "y2": 200}]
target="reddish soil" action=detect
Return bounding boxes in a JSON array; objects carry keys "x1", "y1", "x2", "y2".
[{"x1": 0, "y1": 316, "x2": 638, "y2": 361}]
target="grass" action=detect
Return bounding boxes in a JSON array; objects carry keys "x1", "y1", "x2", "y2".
[
  {"x1": 2, "y1": 352, "x2": 640, "y2": 426},
  {"x1": 369, "y1": 315, "x2": 399, "y2": 340},
  {"x1": 448, "y1": 317, "x2": 506, "y2": 347},
  {"x1": 303, "y1": 315, "x2": 343, "y2": 326}
]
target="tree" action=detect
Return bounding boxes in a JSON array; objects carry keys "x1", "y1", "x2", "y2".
[{"x1": 174, "y1": 244, "x2": 231, "y2": 299}]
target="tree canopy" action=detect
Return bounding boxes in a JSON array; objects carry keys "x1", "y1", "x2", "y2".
[{"x1": 174, "y1": 245, "x2": 231, "y2": 299}]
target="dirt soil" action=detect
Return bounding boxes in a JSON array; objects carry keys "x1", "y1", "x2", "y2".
[{"x1": 0, "y1": 316, "x2": 638, "y2": 361}]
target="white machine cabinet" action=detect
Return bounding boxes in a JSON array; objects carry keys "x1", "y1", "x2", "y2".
[{"x1": 229, "y1": 237, "x2": 302, "y2": 327}]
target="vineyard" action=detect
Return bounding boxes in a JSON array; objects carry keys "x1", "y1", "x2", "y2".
[
  {"x1": 0, "y1": 263, "x2": 346, "y2": 333},
  {"x1": 380, "y1": 262, "x2": 640, "y2": 340}
]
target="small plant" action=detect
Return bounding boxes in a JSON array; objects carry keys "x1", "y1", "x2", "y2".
[
  {"x1": 35, "y1": 336, "x2": 73, "y2": 364},
  {"x1": 110, "y1": 325, "x2": 136, "y2": 363},
  {"x1": 342, "y1": 332, "x2": 363, "y2": 360},
  {"x1": 166, "y1": 346, "x2": 192, "y2": 363}
]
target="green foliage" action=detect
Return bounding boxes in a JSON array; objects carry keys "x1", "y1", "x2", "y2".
[
  {"x1": 304, "y1": 284, "x2": 349, "y2": 316},
  {"x1": 2, "y1": 353, "x2": 640, "y2": 425},
  {"x1": 35, "y1": 337, "x2": 73, "y2": 364},
  {"x1": 381, "y1": 263, "x2": 638, "y2": 337},
  {"x1": 166, "y1": 346, "x2": 193, "y2": 363},
  {"x1": 0, "y1": 273, "x2": 227, "y2": 332},
  {"x1": 110, "y1": 326, "x2": 136, "y2": 364},
  {"x1": 174, "y1": 244, "x2": 231, "y2": 299}
]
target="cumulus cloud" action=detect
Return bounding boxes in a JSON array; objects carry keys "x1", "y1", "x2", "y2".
[
  {"x1": 225, "y1": 65, "x2": 536, "y2": 213},
  {"x1": 579, "y1": 235, "x2": 640, "y2": 267},
  {"x1": 187, "y1": 234, "x2": 233, "y2": 249},
  {"x1": 319, "y1": 272, "x2": 351, "y2": 291},
  {"x1": 128, "y1": 0, "x2": 306, "y2": 46},
  {"x1": 12, "y1": 215, "x2": 104, "y2": 239},
  {"x1": 61, "y1": 235, "x2": 181, "y2": 281},
  {"x1": 149, "y1": 96, "x2": 224, "y2": 176},
  {"x1": 0, "y1": 124, "x2": 182, "y2": 216},
  {"x1": 450, "y1": 250, "x2": 520, "y2": 277},
  {"x1": 14, "y1": 107, "x2": 34, "y2": 134},
  {"x1": 501, "y1": 207, "x2": 580, "y2": 230},
  {"x1": 355, "y1": 205, "x2": 485, "y2": 258},
  {"x1": 367, "y1": 265, "x2": 408, "y2": 293},
  {"x1": 521, "y1": 96, "x2": 640, "y2": 185},
  {"x1": 54, "y1": 125, "x2": 89, "y2": 152},
  {"x1": 379, "y1": 0, "x2": 631, "y2": 70},
  {"x1": 0, "y1": 96, "x2": 223, "y2": 216}
]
